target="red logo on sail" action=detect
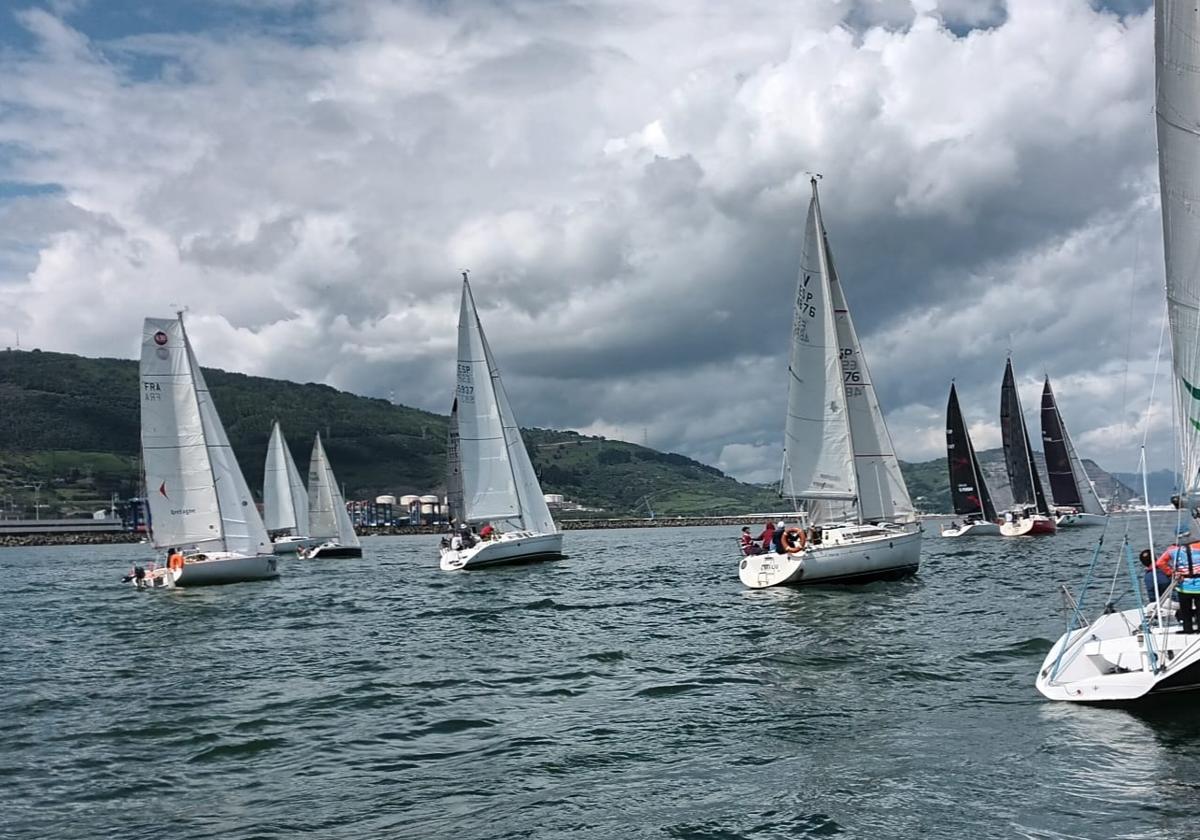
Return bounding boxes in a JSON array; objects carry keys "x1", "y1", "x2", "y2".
[
  {"x1": 158, "y1": 481, "x2": 168, "y2": 499},
  {"x1": 153, "y1": 331, "x2": 168, "y2": 346}
]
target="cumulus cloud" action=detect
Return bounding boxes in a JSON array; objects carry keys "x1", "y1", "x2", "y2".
[{"x1": 0, "y1": 0, "x2": 1175, "y2": 483}]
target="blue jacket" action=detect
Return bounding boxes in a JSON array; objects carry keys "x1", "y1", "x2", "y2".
[{"x1": 1145, "y1": 568, "x2": 1173, "y2": 601}]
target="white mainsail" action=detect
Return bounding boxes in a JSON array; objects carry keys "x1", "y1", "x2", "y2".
[
  {"x1": 263, "y1": 421, "x2": 310, "y2": 536},
  {"x1": 455, "y1": 276, "x2": 557, "y2": 534},
  {"x1": 1157, "y1": 0, "x2": 1200, "y2": 500},
  {"x1": 140, "y1": 318, "x2": 223, "y2": 550},
  {"x1": 307, "y1": 433, "x2": 360, "y2": 547},
  {"x1": 780, "y1": 180, "x2": 857, "y2": 505},
  {"x1": 827, "y1": 237, "x2": 916, "y2": 523},
  {"x1": 139, "y1": 315, "x2": 271, "y2": 556}
]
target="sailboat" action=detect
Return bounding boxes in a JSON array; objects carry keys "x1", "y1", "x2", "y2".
[
  {"x1": 998, "y1": 359, "x2": 1056, "y2": 536},
  {"x1": 304, "y1": 433, "x2": 362, "y2": 558},
  {"x1": 941, "y1": 383, "x2": 1001, "y2": 537},
  {"x1": 440, "y1": 273, "x2": 564, "y2": 571},
  {"x1": 738, "y1": 178, "x2": 922, "y2": 589},
  {"x1": 1040, "y1": 378, "x2": 1107, "y2": 527},
  {"x1": 1035, "y1": 0, "x2": 1200, "y2": 702},
  {"x1": 263, "y1": 420, "x2": 314, "y2": 553},
  {"x1": 136, "y1": 314, "x2": 278, "y2": 587}
]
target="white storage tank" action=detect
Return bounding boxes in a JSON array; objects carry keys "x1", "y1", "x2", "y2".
[
  {"x1": 543, "y1": 493, "x2": 565, "y2": 506},
  {"x1": 376, "y1": 495, "x2": 397, "y2": 506},
  {"x1": 400, "y1": 494, "x2": 421, "y2": 507}
]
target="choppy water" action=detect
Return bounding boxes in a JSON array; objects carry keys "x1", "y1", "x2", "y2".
[{"x1": 3, "y1": 516, "x2": 1200, "y2": 839}]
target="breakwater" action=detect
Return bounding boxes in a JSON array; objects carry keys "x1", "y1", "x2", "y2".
[{"x1": 0, "y1": 517, "x2": 756, "y2": 548}]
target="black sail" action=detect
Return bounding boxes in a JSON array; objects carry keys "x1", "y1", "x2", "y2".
[
  {"x1": 1039, "y1": 378, "x2": 1082, "y2": 508},
  {"x1": 946, "y1": 384, "x2": 997, "y2": 521},
  {"x1": 1000, "y1": 359, "x2": 1051, "y2": 515},
  {"x1": 447, "y1": 398, "x2": 464, "y2": 525}
]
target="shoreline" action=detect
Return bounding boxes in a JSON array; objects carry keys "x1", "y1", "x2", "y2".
[{"x1": 1, "y1": 516, "x2": 784, "y2": 548}]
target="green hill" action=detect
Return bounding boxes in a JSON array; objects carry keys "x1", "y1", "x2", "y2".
[{"x1": 0, "y1": 348, "x2": 779, "y2": 518}]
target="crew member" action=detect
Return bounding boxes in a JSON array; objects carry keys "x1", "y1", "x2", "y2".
[
  {"x1": 1159, "y1": 526, "x2": 1200, "y2": 633},
  {"x1": 1140, "y1": 548, "x2": 1173, "y2": 604},
  {"x1": 739, "y1": 526, "x2": 760, "y2": 556},
  {"x1": 756, "y1": 519, "x2": 776, "y2": 554}
]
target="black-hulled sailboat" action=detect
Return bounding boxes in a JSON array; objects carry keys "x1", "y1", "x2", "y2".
[
  {"x1": 1040, "y1": 377, "x2": 1107, "y2": 527},
  {"x1": 999, "y1": 359, "x2": 1056, "y2": 536},
  {"x1": 941, "y1": 383, "x2": 1001, "y2": 537}
]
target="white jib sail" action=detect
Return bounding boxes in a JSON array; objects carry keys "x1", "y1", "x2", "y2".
[
  {"x1": 826, "y1": 235, "x2": 916, "y2": 524},
  {"x1": 323, "y1": 442, "x2": 360, "y2": 548},
  {"x1": 455, "y1": 279, "x2": 523, "y2": 524},
  {"x1": 1157, "y1": 1, "x2": 1200, "y2": 497},
  {"x1": 1062, "y1": 416, "x2": 1107, "y2": 516},
  {"x1": 480, "y1": 320, "x2": 557, "y2": 534},
  {"x1": 264, "y1": 421, "x2": 310, "y2": 536},
  {"x1": 182, "y1": 318, "x2": 272, "y2": 557},
  {"x1": 781, "y1": 179, "x2": 857, "y2": 505},
  {"x1": 140, "y1": 317, "x2": 224, "y2": 550}
]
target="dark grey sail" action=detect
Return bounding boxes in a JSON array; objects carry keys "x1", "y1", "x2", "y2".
[
  {"x1": 446, "y1": 398, "x2": 464, "y2": 525},
  {"x1": 1040, "y1": 378, "x2": 1082, "y2": 508},
  {"x1": 946, "y1": 384, "x2": 997, "y2": 521},
  {"x1": 1000, "y1": 359, "x2": 1050, "y2": 515}
]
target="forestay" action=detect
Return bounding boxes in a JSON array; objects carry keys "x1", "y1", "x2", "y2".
[
  {"x1": 264, "y1": 421, "x2": 310, "y2": 536},
  {"x1": 1157, "y1": 0, "x2": 1200, "y2": 500},
  {"x1": 780, "y1": 180, "x2": 856, "y2": 505}
]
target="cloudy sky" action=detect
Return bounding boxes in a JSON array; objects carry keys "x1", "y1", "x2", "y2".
[{"x1": 0, "y1": 0, "x2": 1173, "y2": 482}]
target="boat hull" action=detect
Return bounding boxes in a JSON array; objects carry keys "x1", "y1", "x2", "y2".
[
  {"x1": 175, "y1": 553, "x2": 279, "y2": 587},
  {"x1": 1000, "y1": 515, "x2": 1056, "y2": 536},
  {"x1": 738, "y1": 525, "x2": 921, "y2": 589},
  {"x1": 306, "y1": 542, "x2": 363, "y2": 559},
  {"x1": 1054, "y1": 512, "x2": 1107, "y2": 528},
  {"x1": 1037, "y1": 606, "x2": 1200, "y2": 703},
  {"x1": 272, "y1": 535, "x2": 317, "y2": 554},
  {"x1": 941, "y1": 520, "x2": 1001, "y2": 537},
  {"x1": 440, "y1": 531, "x2": 564, "y2": 571}
]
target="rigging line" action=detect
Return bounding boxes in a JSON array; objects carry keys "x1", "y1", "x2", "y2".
[{"x1": 1141, "y1": 302, "x2": 1170, "y2": 559}]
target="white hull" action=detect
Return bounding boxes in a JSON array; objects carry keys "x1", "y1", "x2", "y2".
[
  {"x1": 738, "y1": 524, "x2": 921, "y2": 589},
  {"x1": 999, "y1": 514, "x2": 1056, "y2": 536},
  {"x1": 1054, "y1": 512, "x2": 1107, "y2": 528},
  {"x1": 1037, "y1": 605, "x2": 1200, "y2": 702},
  {"x1": 440, "y1": 531, "x2": 564, "y2": 571},
  {"x1": 272, "y1": 535, "x2": 317, "y2": 554},
  {"x1": 175, "y1": 552, "x2": 279, "y2": 586},
  {"x1": 941, "y1": 520, "x2": 1001, "y2": 537}
]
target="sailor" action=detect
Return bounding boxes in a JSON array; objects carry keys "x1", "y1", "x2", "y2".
[
  {"x1": 756, "y1": 519, "x2": 776, "y2": 553},
  {"x1": 739, "y1": 526, "x2": 760, "y2": 556},
  {"x1": 771, "y1": 520, "x2": 787, "y2": 554},
  {"x1": 479, "y1": 523, "x2": 495, "y2": 540},
  {"x1": 1158, "y1": 525, "x2": 1200, "y2": 633},
  {"x1": 1140, "y1": 549, "x2": 1173, "y2": 604}
]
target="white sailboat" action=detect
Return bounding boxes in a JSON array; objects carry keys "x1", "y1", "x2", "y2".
[
  {"x1": 1036, "y1": 0, "x2": 1200, "y2": 702},
  {"x1": 263, "y1": 420, "x2": 314, "y2": 553},
  {"x1": 738, "y1": 178, "x2": 921, "y2": 589},
  {"x1": 303, "y1": 433, "x2": 362, "y2": 559},
  {"x1": 136, "y1": 314, "x2": 278, "y2": 587},
  {"x1": 440, "y1": 273, "x2": 564, "y2": 571},
  {"x1": 1040, "y1": 377, "x2": 1107, "y2": 527}
]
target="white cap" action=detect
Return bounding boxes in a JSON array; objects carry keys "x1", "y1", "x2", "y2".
[{"x1": 776, "y1": 520, "x2": 785, "y2": 529}]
